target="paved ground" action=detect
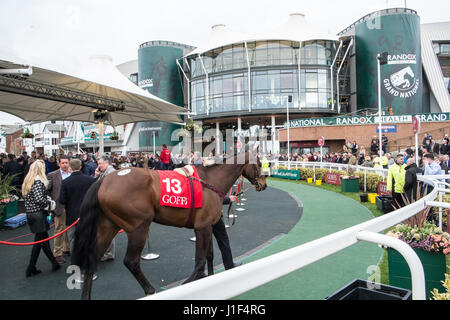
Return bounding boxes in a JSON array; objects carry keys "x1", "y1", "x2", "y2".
[
  {"x1": 234, "y1": 179, "x2": 382, "y2": 300},
  {"x1": 0, "y1": 183, "x2": 301, "y2": 300}
]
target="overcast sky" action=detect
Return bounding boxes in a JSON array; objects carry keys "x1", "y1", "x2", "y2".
[{"x1": 0, "y1": 0, "x2": 449, "y2": 124}]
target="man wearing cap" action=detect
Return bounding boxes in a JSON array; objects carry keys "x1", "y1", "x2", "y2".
[
  {"x1": 423, "y1": 153, "x2": 443, "y2": 224},
  {"x1": 423, "y1": 153, "x2": 443, "y2": 192},
  {"x1": 387, "y1": 153, "x2": 406, "y2": 207}
]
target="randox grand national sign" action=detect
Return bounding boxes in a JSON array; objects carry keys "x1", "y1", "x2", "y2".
[{"x1": 285, "y1": 113, "x2": 450, "y2": 129}]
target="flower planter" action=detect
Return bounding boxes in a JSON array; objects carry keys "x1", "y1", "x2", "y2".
[
  {"x1": 4, "y1": 201, "x2": 18, "y2": 220},
  {"x1": 340, "y1": 178, "x2": 360, "y2": 193},
  {"x1": 0, "y1": 205, "x2": 4, "y2": 229},
  {"x1": 388, "y1": 248, "x2": 446, "y2": 299},
  {"x1": 360, "y1": 193, "x2": 368, "y2": 202},
  {"x1": 325, "y1": 279, "x2": 411, "y2": 300},
  {"x1": 376, "y1": 195, "x2": 395, "y2": 213}
]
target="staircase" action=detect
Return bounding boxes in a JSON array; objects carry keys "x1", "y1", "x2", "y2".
[{"x1": 336, "y1": 40, "x2": 351, "y2": 114}]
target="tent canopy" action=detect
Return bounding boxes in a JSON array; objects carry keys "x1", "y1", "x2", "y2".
[
  {"x1": 185, "y1": 13, "x2": 337, "y2": 58},
  {"x1": 0, "y1": 53, "x2": 188, "y2": 126}
]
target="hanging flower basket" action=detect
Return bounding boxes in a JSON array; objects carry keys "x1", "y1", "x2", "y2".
[
  {"x1": 21, "y1": 128, "x2": 34, "y2": 139},
  {"x1": 109, "y1": 131, "x2": 119, "y2": 141},
  {"x1": 178, "y1": 118, "x2": 203, "y2": 137}
]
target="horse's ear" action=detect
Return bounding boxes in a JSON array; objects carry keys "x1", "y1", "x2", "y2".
[
  {"x1": 252, "y1": 142, "x2": 260, "y2": 153},
  {"x1": 248, "y1": 143, "x2": 259, "y2": 163}
]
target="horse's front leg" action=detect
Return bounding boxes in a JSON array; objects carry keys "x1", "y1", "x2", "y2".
[
  {"x1": 206, "y1": 237, "x2": 214, "y2": 276},
  {"x1": 183, "y1": 225, "x2": 213, "y2": 284}
]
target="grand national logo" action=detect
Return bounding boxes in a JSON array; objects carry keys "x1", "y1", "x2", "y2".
[{"x1": 383, "y1": 53, "x2": 420, "y2": 98}]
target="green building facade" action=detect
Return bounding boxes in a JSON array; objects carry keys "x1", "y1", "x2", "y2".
[
  {"x1": 353, "y1": 9, "x2": 423, "y2": 115},
  {"x1": 137, "y1": 41, "x2": 194, "y2": 151}
]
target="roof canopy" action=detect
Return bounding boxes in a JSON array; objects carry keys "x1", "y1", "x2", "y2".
[
  {"x1": 186, "y1": 13, "x2": 338, "y2": 58},
  {"x1": 0, "y1": 52, "x2": 188, "y2": 126}
]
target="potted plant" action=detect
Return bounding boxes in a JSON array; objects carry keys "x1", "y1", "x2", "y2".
[
  {"x1": 340, "y1": 167, "x2": 360, "y2": 192},
  {"x1": 109, "y1": 131, "x2": 119, "y2": 141},
  {"x1": 0, "y1": 174, "x2": 20, "y2": 228},
  {"x1": 178, "y1": 118, "x2": 203, "y2": 138},
  {"x1": 431, "y1": 266, "x2": 450, "y2": 300},
  {"x1": 21, "y1": 128, "x2": 34, "y2": 139},
  {"x1": 386, "y1": 186, "x2": 450, "y2": 298}
]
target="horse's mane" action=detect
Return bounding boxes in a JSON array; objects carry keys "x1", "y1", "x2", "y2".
[{"x1": 204, "y1": 152, "x2": 258, "y2": 167}]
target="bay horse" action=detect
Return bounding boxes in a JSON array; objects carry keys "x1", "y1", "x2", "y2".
[{"x1": 71, "y1": 152, "x2": 266, "y2": 299}]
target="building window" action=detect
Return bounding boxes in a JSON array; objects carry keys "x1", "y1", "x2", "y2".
[
  {"x1": 188, "y1": 40, "x2": 337, "y2": 115},
  {"x1": 129, "y1": 73, "x2": 138, "y2": 85}
]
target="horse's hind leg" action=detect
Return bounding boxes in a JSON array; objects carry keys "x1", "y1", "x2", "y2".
[
  {"x1": 80, "y1": 214, "x2": 119, "y2": 300},
  {"x1": 81, "y1": 271, "x2": 95, "y2": 300},
  {"x1": 123, "y1": 219, "x2": 155, "y2": 296},
  {"x1": 183, "y1": 226, "x2": 213, "y2": 284}
]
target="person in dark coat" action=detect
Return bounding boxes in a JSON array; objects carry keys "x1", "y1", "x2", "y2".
[
  {"x1": 58, "y1": 158, "x2": 95, "y2": 253},
  {"x1": 82, "y1": 154, "x2": 97, "y2": 176},
  {"x1": 3, "y1": 154, "x2": 24, "y2": 192},
  {"x1": 422, "y1": 133, "x2": 430, "y2": 149},
  {"x1": 431, "y1": 139, "x2": 440, "y2": 155},
  {"x1": 194, "y1": 195, "x2": 242, "y2": 280},
  {"x1": 403, "y1": 157, "x2": 423, "y2": 203},
  {"x1": 440, "y1": 139, "x2": 450, "y2": 156},
  {"x1": 370, "y1": 136, "x2": 379, "y2": 155},
  {"x1": 22, "y1": 160, "x2": 60, "y2": 277}
]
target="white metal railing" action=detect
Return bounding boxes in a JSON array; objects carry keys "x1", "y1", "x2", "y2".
[{"x1": 140, "y1": 175, "x2": 449, "y2": 301}]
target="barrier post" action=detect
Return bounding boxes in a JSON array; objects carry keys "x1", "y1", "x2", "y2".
[{"x1": 364, "y1": 169, "x2": 367, "y2": 193}]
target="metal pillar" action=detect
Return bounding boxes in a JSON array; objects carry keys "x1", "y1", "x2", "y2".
[
  {"x1": 271, "y1": 115, "x2": 276, "y2": 155},
  {"x1": 216, "y1": 122, "x2": 221, "y2": 155},
  {"x1": 98, "y1": 121, "x2": 104, "y2": 155}
]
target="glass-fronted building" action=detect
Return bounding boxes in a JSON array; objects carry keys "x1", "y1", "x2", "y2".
[
  {"x1": 188, "y1": 39, "x2": 339, "y2": 115},
  {"x1": 116, "y1": 10, "x2": 449, "y2": 155},
  {"x1": 174, "y1": 13, "x2": 350, "y2": 154},
  {"x1": 180, "y1": 14, "x2": 348, "y2": 127}
]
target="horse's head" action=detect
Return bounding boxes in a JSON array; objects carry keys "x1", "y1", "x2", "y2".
[{"x1": 242, "y1": 151, "x2": 267, "y2": 192}]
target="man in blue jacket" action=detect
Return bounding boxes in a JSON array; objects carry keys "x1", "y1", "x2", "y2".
[{"x1": 82, "y1": 154, "x2": 97, "y2": 176}]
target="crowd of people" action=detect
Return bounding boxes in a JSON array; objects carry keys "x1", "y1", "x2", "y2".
[
  {"x1": 271, "y1": 133, "x2": 450, "y2": 172},
  {"x1": 1, "y1": 132, "x2": 449, "y2": 279},
  {"x1": 1, "y1": 144, "x2": 242, "y2": 279}
]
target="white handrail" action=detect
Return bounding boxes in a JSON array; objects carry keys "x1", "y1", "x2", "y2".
[
  {"x1": 269, "y1": 160, "x2": 388, "y2": 175},
  {"x1": 356, "y1": 231, "x2": 425, "y2": 300},
  {"x1": 140, "y1": 175, "x2": 446, "y2": 301}
]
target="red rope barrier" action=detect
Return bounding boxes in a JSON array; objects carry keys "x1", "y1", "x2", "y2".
[
  {"x1": 0, "y1": 219, "x2": 125, "y2": 246},
  {"x1": 2, "y1": 223, "x2": 55, "y2": 242},
  {"x1": 0, "y1": 219, "x2": 80, "y2": 246}
]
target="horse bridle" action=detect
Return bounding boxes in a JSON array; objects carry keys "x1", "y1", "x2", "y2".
[{"x1": 246, "y1": 162, "x2": 264, "y2": 189}]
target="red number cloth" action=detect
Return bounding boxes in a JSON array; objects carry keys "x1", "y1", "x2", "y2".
[{"x1": 157, "y1": 167, "x2": 203, "y2": 209}]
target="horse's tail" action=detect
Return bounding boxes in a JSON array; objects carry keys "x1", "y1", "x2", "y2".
[{"x1": 71, "y1": 178, "x2": 104, "y2": 274}]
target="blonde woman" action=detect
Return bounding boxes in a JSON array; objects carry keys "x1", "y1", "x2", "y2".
[{"x1": 22, "y1": 160, "x2": 61, "y2": 277}]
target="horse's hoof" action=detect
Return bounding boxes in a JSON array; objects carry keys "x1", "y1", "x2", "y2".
[{"x1": 182, "y1": 277, "x2": 194, "y2": 284}]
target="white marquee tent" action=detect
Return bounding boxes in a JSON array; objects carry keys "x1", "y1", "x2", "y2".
[{"x1": 0, "y1": 52, "x2": 188, "y2": 126}]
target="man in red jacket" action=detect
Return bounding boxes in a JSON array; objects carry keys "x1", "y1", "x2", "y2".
[{"x1": 160, "y1": 144, "x2": 171, "y2": 170}]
